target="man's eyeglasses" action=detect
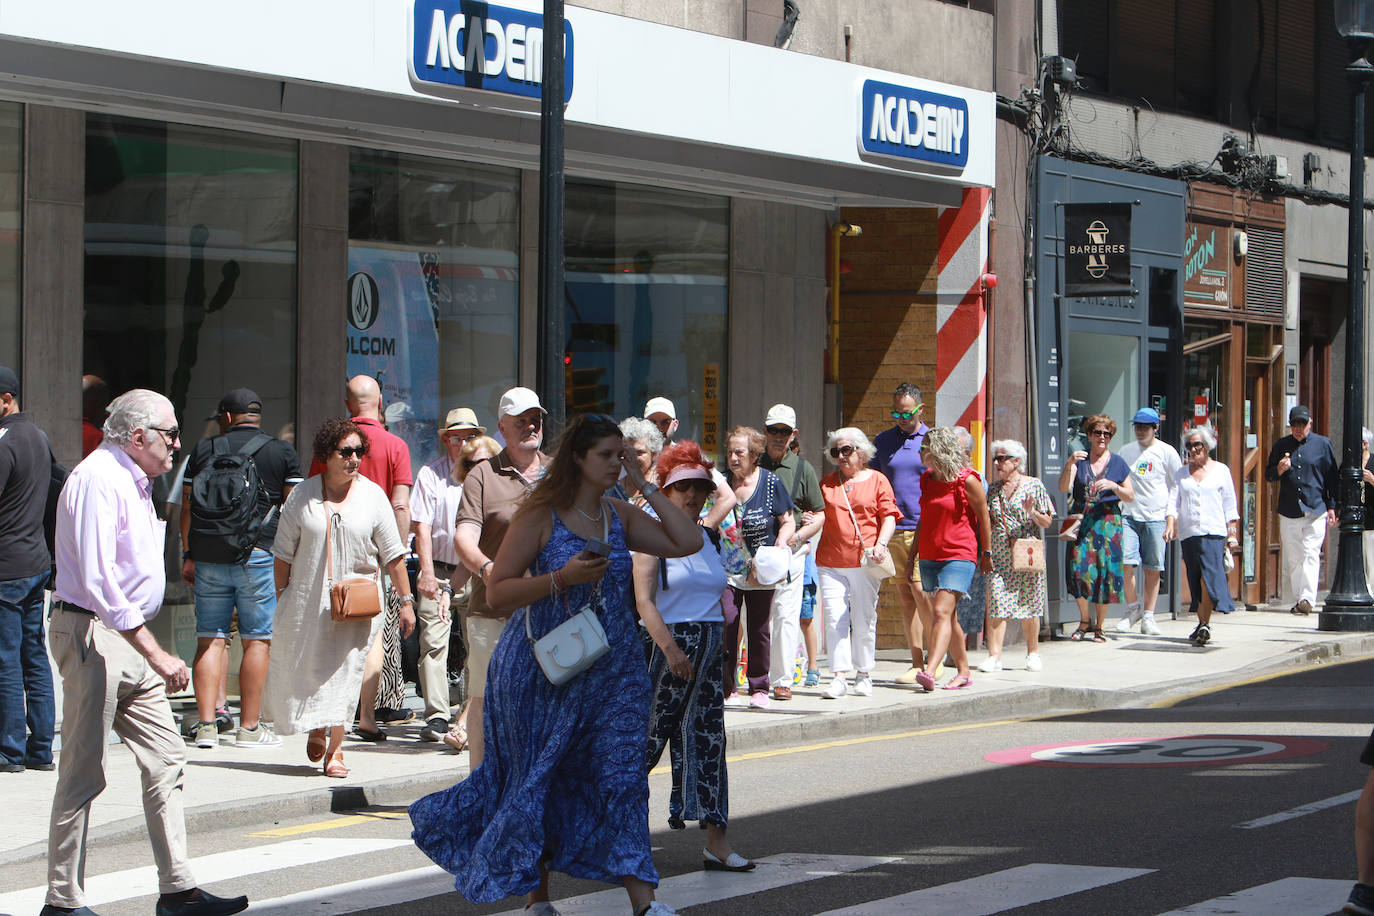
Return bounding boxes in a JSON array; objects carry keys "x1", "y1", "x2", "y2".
[
  {"x1": 829, "y1": 444, "x2": 856, "y2": 459},
  {"x1": 765, "y1": 425, "x2": 793, "y2": 437},
  {"x1": 148, "y1": 426, "x2": 180, "y2": 444},
  {"x1": 336, "y1": 446, "x2": 365, "y2": 459},
  {"x1": 1089, "y1": 429, "x2": 1113, "y2": 438},
  {"x1": 462, "y1": 456, "x2": 488, "y2": 471},
  {"x1": 669, "y1": 479, "x2": 712, "y2": 494},
  {"x1": 891, "y1": 405, "x2": 923, "y2": 419}
]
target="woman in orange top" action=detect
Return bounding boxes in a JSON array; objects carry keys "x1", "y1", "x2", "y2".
[{"x1": 814, "y1": 427, "x2": 902, "y2": 700}]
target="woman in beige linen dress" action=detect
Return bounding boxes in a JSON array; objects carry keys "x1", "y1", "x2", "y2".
[{"x1": 267, "y1": 418, "x2": 414, "y2": 778}]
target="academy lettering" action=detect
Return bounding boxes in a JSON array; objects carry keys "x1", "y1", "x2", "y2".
[
  {"x1": 410, "y1": 2, "x2": 574, "y2": 102},
  {"x1": 858, "y1": 79, "x2": 971, "y2": 170}
]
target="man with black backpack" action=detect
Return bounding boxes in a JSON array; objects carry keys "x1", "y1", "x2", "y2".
[{"x1": 179, "y1": 388, "x2": 301, "y2": 750}]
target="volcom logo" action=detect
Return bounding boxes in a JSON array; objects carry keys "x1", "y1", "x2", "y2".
[{"x1": 347, "y1": 272, "x2": 380, "y2": 331}]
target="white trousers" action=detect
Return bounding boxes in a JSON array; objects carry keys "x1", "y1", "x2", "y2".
[
  {"x1": 1279, "y1": 513, "x2": 1327, "y2": 606},
  {"x1": 819, "y1": 565, "x2": 880, "y2": 675},
  {"x1": 768, "y1": 548, "x2": 808, "y2": 687},
  {"x1": 1364, "y1": 531, "x2": 1374, "y2": 594}
]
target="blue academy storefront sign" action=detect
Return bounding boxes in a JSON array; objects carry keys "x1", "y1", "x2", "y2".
[
  {"x1": 859, "y1": 78, "x2": 969, "y2": 171},
  {"x1": 410, "y1": 1, "x2": 574, "y2": 102}
]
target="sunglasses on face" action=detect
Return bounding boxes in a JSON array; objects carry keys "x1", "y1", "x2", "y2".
[
  {"x1": 462, "y1": 456, "x2": 489, "y2": 471},
  {"x1": 765, "y1": 426, "x2": 793, "y2": 436},
  {"x1": 669, "y1": 479, "x2": 712, "y2": 494},
  {"x1": 650, "y1": 417, "x2": 674, "y2": 430},
  {"x1": 891, "y1": 406, "x2": 923, "y2": 419},
  {"x1": 992, "y1": 455, "x2": 1016, "y2": 463},
  {"x1": 148, "y1": 425, "x2": 180, "y2": 444},
  {"x1": 336, "y1": 446, "x2": 365, "y2": 459},
  {"x1": 1089, "y1": 429, "x2": 1113, "y2": 438},
  {"x1": 1187, "y1": 441, "x2": 1208, "y2": 451},
  {"x1": 829, "y1": 444, "x2": 856, "y2": 459}
]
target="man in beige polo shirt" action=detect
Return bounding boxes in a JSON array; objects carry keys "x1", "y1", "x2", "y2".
[{"x1": 453, "y1": 387, "x2": 549, "y2": 766}]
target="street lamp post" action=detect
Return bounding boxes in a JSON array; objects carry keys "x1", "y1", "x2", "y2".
[{"x1": 1321, "y1": 0, "x2": 1374, "y2": 630}]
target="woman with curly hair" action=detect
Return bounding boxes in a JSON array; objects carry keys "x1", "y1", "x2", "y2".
[
  {"x1": 410, "y1": 414, "x2": 703, "y2": 916},
  {"x1": 265, "y1": 418, "x2": 415, "y2": 778},
  {"x1": 910, "y1": 426, "x2": 991, "y2": 691},
  {"x1": 1057, "y1": 413, "x2": 1135, "y2": 642},
  {"x1": 633, "y1": 440, "x2": 753, "y2": 871}
]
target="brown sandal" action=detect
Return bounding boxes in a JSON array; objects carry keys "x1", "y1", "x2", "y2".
[
  {"x1": 1068, "y1": 623, "x2": 1091, "y2": 641},
  {"x1": 323, "y1": 751, "x2": 349, "y2": 778},
  {"x1": 306, "y1": 728, "x2": 326, "y2": 763},
  {"x1": 442, "y1": 723, "x2": 469, "y2": 753}
]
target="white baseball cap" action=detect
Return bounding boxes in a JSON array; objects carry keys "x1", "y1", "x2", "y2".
[
  {"x1": 499, "y1": 387, "x2": 546, "y2": 417},
  {"x1": 643, "y1": 396, "x2": 676, "y2": 419},
  {"x1": 764, "y1": 404, "x2": 797, "y2": 430}
]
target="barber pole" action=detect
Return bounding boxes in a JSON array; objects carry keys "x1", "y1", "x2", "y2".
[{"x1": 935, "y1": 187, "x2": 991, "y2": 468}]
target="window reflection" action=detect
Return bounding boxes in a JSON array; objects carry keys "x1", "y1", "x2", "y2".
[
  {"x1": 348, "y1": 150, "x2": 519, "y2": 472},
  {"x1": 0, "y1": 103, "x2": 20, "y2": 371}
]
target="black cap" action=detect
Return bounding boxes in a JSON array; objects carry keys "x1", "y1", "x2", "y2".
[
  {"x1": 210, "y1": 387, "x2": 262, "y2": 418},
  {"x1": 1289, "y1": 405, "x2": 1312, "y2": 423},
  {"x1": 0, "y1": 364, "x2": 16, "y2": 399}
]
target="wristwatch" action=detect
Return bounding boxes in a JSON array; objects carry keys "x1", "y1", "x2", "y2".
[
  {"x1": 982, "y1": 550, "x2": 993, "y2": 558},
  {"x1": 399, "y1": 594, "x2": 415, "y2": 605},
  {"x1": 641, "y1": 482, "x2": 661, "y2": 498}
]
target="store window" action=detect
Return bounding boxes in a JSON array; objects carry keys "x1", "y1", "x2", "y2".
[
  {"x1": 84, "y1": 113, "x2": 298, "y2": 466},
  {"x1": 0, "y1": 104, "x2": 20, "y2": 372},
  {"x1": 349, "y1": 150, "x2": 520, "y2": 470},
  {"x1": 565, "y1": 180, "x2": 728, "y2": 451},
  {"x1": 1182, "y1": 319, "x2": 1230, "y2": 462},
  {"x1": 1067, "y1": 331, "x2": 1139, "y2": 453}
]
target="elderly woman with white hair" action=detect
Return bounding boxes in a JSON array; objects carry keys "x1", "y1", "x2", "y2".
[
  {"x1": 616, "y1": 417, "x2": 666, "y2": 505},
  {"x1": 1165, "y1": 424, "x2": 1238, "y2": 647},
  {"x1": 814, "y1": 427, "x2": 902, "y2": 699},
  {"x1": 980, "y1": 439, "x2": 1055, "y2": 672}
]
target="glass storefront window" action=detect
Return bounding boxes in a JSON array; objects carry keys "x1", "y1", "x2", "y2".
[
  {"x1": 349, "y1": 150, "x2": 520, "y2": 471},
  {"x1": 1182, "y1": 320, "x2": 1230, "y2": 462},
  {"x1": 1067, "y1": 331, "x2": 1139, "y2": 453},
  {"x1": 0, "y1": 104, "x2": 19, "y2": 372},
  {"x1": 565, "y1": 180, "x2": 728, "y2": 453},
  {"x1": 84, "y1": 114, "x2": 298, "y2": 463}
]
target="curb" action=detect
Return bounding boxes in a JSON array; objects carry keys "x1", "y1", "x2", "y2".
[{"x1": 6, "y1": 631, "x2": 1374, "y2": 868}]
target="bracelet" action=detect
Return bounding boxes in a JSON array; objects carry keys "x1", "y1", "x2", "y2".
[
  {"x1": 552, "y1": 568, "x2": 567, "y2": 592},
  {"x1": 480, "y1": 560, "x2": 493, "y2": 578},
  {"x1": 399, "y1": 594, "x2": 415, "y2": 605},
  {"x1": 439, "y1": 584, "x2": 453, "y2": 595}
]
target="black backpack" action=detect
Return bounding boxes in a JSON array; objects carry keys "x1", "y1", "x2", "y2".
[{"x1": 188, "y1": 434, "x2": 272, "y2": 565}]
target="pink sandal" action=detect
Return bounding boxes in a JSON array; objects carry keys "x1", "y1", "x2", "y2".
[{"x1": 942, "y1": 674, "x2": 973, "y2": 690}]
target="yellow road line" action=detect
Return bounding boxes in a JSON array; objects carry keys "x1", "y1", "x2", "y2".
[
  {"x1": 1150, "y1": 652, "x2": 1373, "y2": 709},
  {"x1": 247, "y1": 810, "x2": 405, "y2": 838},
  {"x1": 650, "y1": 717, "x2": 1027, "y2": 775}
]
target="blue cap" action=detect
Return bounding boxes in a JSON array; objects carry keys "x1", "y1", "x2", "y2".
[{"x1": 1132, "y1": 407, "x2": 1160, "y2": 425}]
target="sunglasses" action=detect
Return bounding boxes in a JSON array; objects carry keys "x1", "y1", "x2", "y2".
[
  {"x1": 669, "y1": 479, "x2": 713, "y2": 493},
  {"x1": 992, "y1": 455, "x2": 1016, "y2": 463},
  {"x1": 336, "y1": 446, "x2": 365, "y2": 459},
  {"x1": 1089, "y1": 429, "x2": 1113, "y2": 437},
  {"x1": 148, "y1": 425, "x2": 180, "y2": 444},
  {"x1": 462, "y1": 456, "x2": 489, "y2": 471},
  {"x1": 650, "y1": 417, "x2": 674, "y2": 430},
  {"x1": 891, "y1": 406, "x2": 923, "y2": 419},
  {"x1": 829, "y1": 444, "x2": 856, "y2": 459},
  {"x1": 1186, "y1": 441, "x2": 1208, "y2": 451},
  {"x1": 765, "y1": 425, "x2": 793, "y2": 436}
]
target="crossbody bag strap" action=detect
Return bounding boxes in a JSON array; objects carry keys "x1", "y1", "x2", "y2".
[
  {"x1": 838, "y1": 479, "x2": 873, "y2": 564},
  {"x1": 324, "y1": 500, "x2": 336, "y2": 588}
]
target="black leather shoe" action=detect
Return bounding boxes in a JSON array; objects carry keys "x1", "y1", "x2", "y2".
[
  {"x1": 27, "y1": 759, "x2": 56, "y2": 771},
  {"x1": 39, "y1": 905, "x2": 102, "y2": 915},
  {"x1": 1, "y1": 762, "x2": 23, "y2": 773},
  {"x1": 154, "y1": 889, "x2": 248, "y2": 916}
]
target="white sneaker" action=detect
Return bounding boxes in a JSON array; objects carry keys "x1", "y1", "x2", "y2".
[
  {"x1": 1115, "y1": 604, "x2": 1142, "y2": 632},
  {"x1": 977, "y1": 656, "x2": 1002, "y2": 673},
  {"x1": 637, "y1": 903, "x2": 679, "y2": 916},
  {"x1": 823, "y1": 674, "x2": 848, "y2": 699},
  {"x1": 852, "y1": 673, "x2": 873, "y2": 696},
  {"x1": 525, "y1": 903, "x2": 562, "y2": 916},
  {"x1": 1025, "y1": 653, "x2": 1043, "y2": 671},
  {"x1": 1141, "y1": 615, "x2": 1161, "y2": 636}
]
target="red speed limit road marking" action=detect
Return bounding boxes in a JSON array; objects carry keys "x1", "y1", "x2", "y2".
[{"x1": 985, "y1": 735, "x2": 1329, "y2": 768}]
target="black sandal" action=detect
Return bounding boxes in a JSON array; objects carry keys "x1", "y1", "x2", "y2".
[
  {"x1": 1068, "y1": 623, "x2": 1090, "y2": 641},
  {"x1": 1091, "y1": 627, "x2": 1107, "y2": 643}
]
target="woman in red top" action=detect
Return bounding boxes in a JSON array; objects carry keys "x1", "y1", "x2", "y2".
[
  {"x1": 814, "y1": 427, "x2": 903, "y2": 700},
  {"x1": 912, "y1": 427, "x2": 992, "y2": 692}
]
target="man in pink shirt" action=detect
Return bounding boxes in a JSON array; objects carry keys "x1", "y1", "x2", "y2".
[{"x1": 44, "y1": 389, "x2": 247, "y2": 916}]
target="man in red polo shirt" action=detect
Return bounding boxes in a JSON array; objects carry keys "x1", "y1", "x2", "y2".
[{"x1": 310, "y1": 375, "x2": 413, "y2": 737}]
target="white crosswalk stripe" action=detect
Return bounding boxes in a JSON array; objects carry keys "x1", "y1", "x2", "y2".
[
  {"x1": 0, "y1": 837, "x2": 412, "y2": 915},
  {"x1": 814, "y1": 863, "x2": 1155, "y2": 915},
  {"x1": 1154, "y1": 877, "x2": 1352, "y2": 915}
]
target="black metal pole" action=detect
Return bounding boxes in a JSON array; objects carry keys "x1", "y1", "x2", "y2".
[
  {"x1": 1320, "y1": 35, "x2": 1374, "y2": 630},
  {"x1": 536, "y1": 0, "x2": 567, "y2": 433}
]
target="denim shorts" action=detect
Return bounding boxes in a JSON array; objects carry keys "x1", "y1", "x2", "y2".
[
  {"x1": 1122, "y1": 517, "x2": 1167, "y2": 570},
  {"x1": 918, "y1": 559, "x2": 977, "y2": 596},
  {"x1": 193, "y1": 548, "x2": 277, "y2": 639}
]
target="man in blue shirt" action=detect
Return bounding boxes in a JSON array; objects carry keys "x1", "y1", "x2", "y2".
[
  {"x1": 871, "y1": 382, "x2": 932, "y2": 682},
  {"x1": 1264, "y1": 405, "x2": 1338, "y2": 615}
]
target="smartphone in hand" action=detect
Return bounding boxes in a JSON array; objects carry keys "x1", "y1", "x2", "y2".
[{"x1": 582, "y1": 537, "x2": 613, "y2": 559}]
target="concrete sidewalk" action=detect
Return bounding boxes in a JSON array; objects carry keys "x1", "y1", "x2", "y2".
[{"x1": 4, "y1": 606, "x2": 1373, "y2": 867}]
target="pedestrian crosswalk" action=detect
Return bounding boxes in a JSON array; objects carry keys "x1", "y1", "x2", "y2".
[{"x1": 0, "y1": 844, "x2": 1356, "y2": 915}]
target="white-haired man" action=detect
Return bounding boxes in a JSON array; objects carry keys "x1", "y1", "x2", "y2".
[{"x1": 44, "y1": 389, "x2": 247, "y2": 916}]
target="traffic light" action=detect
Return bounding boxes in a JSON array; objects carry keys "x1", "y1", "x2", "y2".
[{"x1": 566, "y1": 362, "x2": 609, "y2": 414}]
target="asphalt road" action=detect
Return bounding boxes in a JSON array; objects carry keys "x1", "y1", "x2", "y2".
[{"x1": 8, "y1": 658, "x2": 1374, "y2": 915}]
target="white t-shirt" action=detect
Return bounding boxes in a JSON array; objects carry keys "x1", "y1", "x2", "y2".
[
  {"x1": 1118, "y1": 438, "x2": 1182, "y2": 522},
  {"x1": 410, "y1": 456, "x2": 464, "y2": 566}
]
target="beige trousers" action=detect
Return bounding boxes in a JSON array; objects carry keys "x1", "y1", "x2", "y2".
[
  {"x1": 46, "y1": 607, "x2": 194, "y2": 908},
  {"x1": 415, "y1": 561, "x2": 461, "y2": 721}
]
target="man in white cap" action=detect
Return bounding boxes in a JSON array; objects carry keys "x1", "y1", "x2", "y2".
[
  {"x1": 411, "y1": 407, "x2": 484, "y2": 743},
  {"x1": 1115, "y1": 407, "x2": 1180, "y2": 636},
  {"x1": 759, "y1": 404, "x2": 824, "y2": 700},
  {"x1": 454, "y1": 388, "x2": 549, "y2": 765},
  {"x1": 644, "y1": 395, "x2": 735, "y2": 528}
]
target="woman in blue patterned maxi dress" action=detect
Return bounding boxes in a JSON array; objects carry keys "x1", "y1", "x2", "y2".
[{"x1": 410, "y1": 414, "x2": 705, "y2": 916}]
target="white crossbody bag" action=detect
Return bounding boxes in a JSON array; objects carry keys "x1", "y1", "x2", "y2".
[{"x1": 526, "y1": 503, "x2": 612, "y2": 686}]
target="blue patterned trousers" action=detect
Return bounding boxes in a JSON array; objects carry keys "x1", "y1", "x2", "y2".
[{"x1": 644, "y1": 622, "x2": 728, "y2": 829}]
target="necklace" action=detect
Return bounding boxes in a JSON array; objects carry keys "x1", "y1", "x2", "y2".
[{"x1": 573, "y1": 502, "x2": 603, "y2": 523}]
